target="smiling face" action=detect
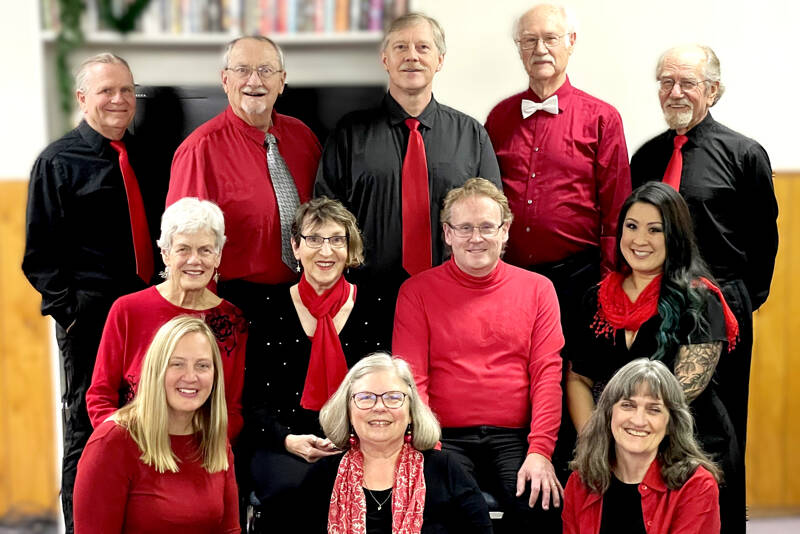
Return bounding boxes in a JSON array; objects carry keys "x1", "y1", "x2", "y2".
[
  {"x1": 381, "y1": 21, "x2": 443, "y2": 99},
  {"x1": 292, "y1": 218, "x2": 348, "y2": 294},
  {"x1": 611, "y1": 386, "x2": 669, "y2": 464},
  {"x1": 162, "y1": 230, "x2": 221, "y2": 294},
  {"x1": 76, "y1": 62, "x2": 136, "y2": 140},
  {"x1": 164, "y1": 331, "x2": 215, "y2": 432},
  {"x1": 222, "y1": 38, "x2": 285, "y2": 130},
  {"x1": 444, "y1": 195, "x2": 509, "y2": 278},
  {"x1": 658, "y1": 46, "x2": 718, "y2": 134},
  {"x1": 516, "y1": 5, "x2": 574, "y2": 94},
  {"x1": 620, "y1": 202, "x2": 666, "y2": 278},
  {"x1": 349, "y1": 370, "x2": 411, "y2": 452}
]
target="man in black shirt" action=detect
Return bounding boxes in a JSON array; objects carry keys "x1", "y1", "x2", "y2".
[
  {"x1": 23, "y1": 53, "x2": 160, "y2": 534},
  {"x1": 316, "y1": 13, "x2": 500, "y2": 344},
  {"x1": 631, "y1": 44, "x2": 778, "y2": 534}
]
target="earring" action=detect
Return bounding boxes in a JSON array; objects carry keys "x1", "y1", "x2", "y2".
[
  {"x1": 213, "y1": 268, "x2": 220, "y2": 283},
  {"x1": 295, "y1": 261, "x2": 302, "y2": 273},
  {"x1": 159, "y1": 266, "x2": 170, "y2": 280},
  {"x1": 404, "y1": 424, "x2": 413, "y2": 444},
  {"x1": 349, "y1": 429, "x2": 358, "y2": 447}
]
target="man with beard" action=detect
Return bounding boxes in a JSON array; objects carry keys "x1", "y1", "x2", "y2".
[
  {"x1": 168, "y1": 35, "x2": 320, "y2": 336},
  {"x1": 631, "y1": 43, "x2": 778, "y2": 534},
  {"x1": 316, "y1": 13, "x2": 500, "y2": 348}
]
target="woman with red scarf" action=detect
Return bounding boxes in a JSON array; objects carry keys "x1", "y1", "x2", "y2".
[
  {"x1": 239, "y1": 197, "x2": 383, "y2": 532},
  {"x1": 565, "y1": 182, "x2": 741, "y2": 533},
  {"x1": 302, "y1": 353, "x2": 492, "y2": 533}
]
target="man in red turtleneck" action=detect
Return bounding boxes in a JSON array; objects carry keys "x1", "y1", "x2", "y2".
[{"x1": 393, "y1": 178, "x2": 564, "y2": 533}]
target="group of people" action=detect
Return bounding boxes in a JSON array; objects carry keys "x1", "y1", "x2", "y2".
[{"x1": 22, "y1": 3, "x2": 777, "y2": 534}]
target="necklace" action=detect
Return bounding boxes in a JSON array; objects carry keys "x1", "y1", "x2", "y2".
[{"x1": 364, "y1": 487, "x2": 392, "y2": 511}]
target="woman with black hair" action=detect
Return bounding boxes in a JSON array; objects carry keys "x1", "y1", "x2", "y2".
[{"x1": 565, "y1": 182, "x2": 740, "y2": 532}]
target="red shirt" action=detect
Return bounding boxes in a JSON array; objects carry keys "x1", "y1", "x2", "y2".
[
  {"x1": 485, "y1": 78, "x2": 631, "y2": 272},
  {"x1": 168, "y1": 106, "x2": 321, "y2": 284},
  {"x1": 393, "y1": 259, "x2": 564, "y2": 457},
  {"x1": 86, "y1": 287, "x2": 248, "y2": 440},
  {"x1": 74, "y1": 421, "x2": 240, "y2": 533},
  {"x1": 562, "y1": 460, "x2": 720, "y2": 534}
]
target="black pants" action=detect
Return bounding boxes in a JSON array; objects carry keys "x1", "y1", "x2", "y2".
[
  {"x1": 441, "y1": 427, "x2": 562, "y2": 534},
  {"x1": 54, "y1": 308, "x2": 108, "y2": 534},
  {"x1": 249, "y1": 448, "x2": 315, "y2": 531},
  {"x1": 526, "y1": 248, "x2": 601, "y2": 485}
]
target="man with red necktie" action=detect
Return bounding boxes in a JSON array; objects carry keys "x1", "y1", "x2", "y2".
[
  {"x1": 23, "y1": 53, "x2": 160, "y2": 534},
  {"x1": 631, "y1": 44, "x2": 778, "y2": 534},
  {"x1": 316, "y1": 12, "x2": 500, "y2": 347}
]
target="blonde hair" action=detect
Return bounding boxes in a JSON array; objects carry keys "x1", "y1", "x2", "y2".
[
  {"x1": 319, "y1": 353, "x2": 440, "y2": 450},
  {"x1": 115, "y1": 316, "x2": 229, "y2": 473},
  {"x1": 440, "y1": 177, "x2": 514, "y2": 225}
]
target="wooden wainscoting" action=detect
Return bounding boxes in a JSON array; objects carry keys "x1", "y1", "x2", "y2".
[{"x1": 0, "y1": 180, "x2": 57, "y2": 521}]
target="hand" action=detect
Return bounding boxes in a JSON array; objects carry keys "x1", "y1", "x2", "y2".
[
  {"x1": 284, "y1": 434, "x2": 341, "y2": 463},
  {"x1": 516, "y1": 452, "x2": 563, "y2": 510}
]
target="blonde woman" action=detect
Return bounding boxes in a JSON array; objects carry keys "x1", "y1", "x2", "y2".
[{"x1": 74, "y1": 316, "x2": 239, "y2": 533}]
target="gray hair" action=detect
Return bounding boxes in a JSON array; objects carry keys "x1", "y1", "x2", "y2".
[
  {"x1": 223, "y1": 35, "x2": 285, "y2": 71},
  {"x1": 75, "y1": 53, "x2": 132, "y2": 94},
  {"x1": 157, "y1": 197, "x2": 227, "y2": 253},
  {"x1": 513, "y1": 4, "x2": 579, "y2": 41},
  {"x1": 382, "y1": 12, "x2": 446, "y2": 55},
  {"x1": 319, "y1": 353, "x2": 441, "y2": 450},
  {"x1": 570, "y1": 359, "x2": 721, "y2": 494},
  {"x1": 656, "y1": 44, "x2": 725, "y2": 106}
]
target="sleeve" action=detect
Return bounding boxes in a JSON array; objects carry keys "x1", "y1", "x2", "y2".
[
  {"x1": 221, "y1": 444, "x2": 242, "y2": 533},
  {"x1": 314, "y1": 124, "x2": 351, "y2": 203},
  {"x1": 73, "y1": 427, "x2": 132, "y2": 533},
  {"x1": 681, "y1": 289, "x2": 726, "y2": 345},
  {"x1": 391, "y1": 281, "x2": 432, "y2": 403},
  {"x1": 669, "y1": 468, "x2": 720, "y2": 534},
  {"x1": 225, "y1": 319, "x2": 248, "y2": 442},
  {"x1": 527, "y1": 278, "x2": 565, "y2": 457},
  {"x1": 21, "y1": 156, "x2": 76, "y2": 328},
  {"x1": 595, "y1": 110, "x2": 632, "y2": 274},
  {"x1": 440, "y1": 451, "x2": 493, "y2": 534},
  {"x1": 740, "y1": 143, "x2": 778, "y2": 311},
  {"x1": 561, "y1": 473, "x2": 581, "y2": 534},
  {"x1": 477, "y1": 125, "x2": 501, "y2": 186},
  {"x1": 86, "y1": 300, "x2": 128, "y2": 427},
  {"x1": 167, "y1": 141, "x2": 211, "y2": 207}
]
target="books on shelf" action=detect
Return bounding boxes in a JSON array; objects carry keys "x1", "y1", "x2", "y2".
[{"x1": 40, "y1": 0, "x2": 408, "y2": 37}]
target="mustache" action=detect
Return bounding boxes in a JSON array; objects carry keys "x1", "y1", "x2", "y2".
[
  {"x1": 667, "y1": 97, "x2": 692, "y2": 106},
  {"x1": 531, "y1": 54, "x2": 554, "y2": 64},
  {"x1": 400, "y1": 62, "x2": 427, "y2": 72},
  {"x1": 242, "y1": 86, "x2": 268, "y2": 95}
]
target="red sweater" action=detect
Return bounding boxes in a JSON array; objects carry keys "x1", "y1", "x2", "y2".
[
  {"x1": 393, "y1": 259, "x2": 564, "y2": 457},
  {"x1": 74, "y1": 421, "x2": 240, "y2": 533},
  {"x1": 562, "y1": 460, "x2": 720, "y2": 534},
  {"x1": 87, "y1": 287, "x2": 248, "y2": 439}
]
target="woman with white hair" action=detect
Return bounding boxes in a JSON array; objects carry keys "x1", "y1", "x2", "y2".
[
  {"x1": 86, "y1": 197, "x2": 247, "y2": 439},
  {"x1": 74, "y1": 316, "x2": 240, "y2": 532},
  {"x1": 298, "y1": 353, "x2": 492, "y2": 533}
]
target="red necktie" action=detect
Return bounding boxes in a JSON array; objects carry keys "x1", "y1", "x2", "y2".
[
  {"x1": 110, "y1": 140, "x2": 154, "y2": 283},
  {"x1": 662, "y1": 135, "x2": 689, "y2": 190},
  {"x1": 401, "y1": 118, "x2": 432, "y2": 276}
]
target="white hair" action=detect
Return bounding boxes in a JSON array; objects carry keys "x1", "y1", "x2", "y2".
[{"x1": 158, "y1": 197, "x2": 227, "y2": 253}]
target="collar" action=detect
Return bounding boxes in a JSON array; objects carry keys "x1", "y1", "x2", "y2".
[
  {"x1": 578, "y1": 458, "x2": 666, "y2": 512},
  {"x1": 445, "y1": 257, "x2": 506, "y2": 289},
  {"x1": 671, "y1": 112, "x2": 716, "y2": 146},
  {"x1": 384, "y1": 91, "x2": 439, "y2": 130},
  {"x1": 524, "y1": 76, "x2": 573, "y2": 113},
  {"x1": 224, "y1": 105, "x2": 283, "y2": 145},
  {"x1": 77, "y1": 119, "x2": 134, "y2": 156}
]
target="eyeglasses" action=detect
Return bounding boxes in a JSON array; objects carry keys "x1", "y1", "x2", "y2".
[
  {"x1": 657, "y1": 78, "x2": 710, "y2": 93},
  {"x1": 351, "y1": 391, "x2": 408, "y2": 410},
  {"x1": 300, "y1": 234, "x2": 348, "y2": 249},
  {"x1": 446, "y1": 223, "x2": 505, "y2": 238},
  {"x1": 516, "y1": 34, "x2": 569, "y2": 50},
  {"x1": 225, "y1": 65, "x2": 283, "y2": 80}
]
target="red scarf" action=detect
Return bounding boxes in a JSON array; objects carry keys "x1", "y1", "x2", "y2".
[
  {"x1": 299, "y1": 273, "x2": 355, "y2": 411},
  {"x1": 328, "y1": 442, "x2": 426, "y2": 534},
  {"x1": 594, "y1": 272, "x2": 739, "y2": 350}
]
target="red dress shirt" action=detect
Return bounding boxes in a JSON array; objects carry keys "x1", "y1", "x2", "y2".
[
  {"x1": 168, "y1": 106, "x2": 321, "y2": 284},
  {"x1": 393, "y1": 259, "x2": 564, "y2": 457},
  {"x1": 485, "y1": 78, "x2": 631, "y2": 272},
  {"x1": 562, "y1": 460, "x2": 720, "y2": 534}
]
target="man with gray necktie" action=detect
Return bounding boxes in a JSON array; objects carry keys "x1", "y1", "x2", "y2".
[{"x1": 484, "y1": 3, "x2": 631, "y2": 489}]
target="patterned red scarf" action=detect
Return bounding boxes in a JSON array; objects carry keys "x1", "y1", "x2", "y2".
[
  {"x1": 328, "y1": 442, "x2": 426, "y2": 534},
  {"x1": 593, "y1": 271, "x2": 663, "y2": 338},
  {"x1": 299, "y1": 273, "x2": 355, "y2": 411}
]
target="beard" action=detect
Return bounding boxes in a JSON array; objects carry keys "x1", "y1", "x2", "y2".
[{"x1": 662, "y1": 98, "x2": 693, "y2": 130}]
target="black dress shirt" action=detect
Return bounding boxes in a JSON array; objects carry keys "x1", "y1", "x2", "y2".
[
  {"x1": 630, "y1": 114, "x2": 778, "y2": 310},
  {"x1": 315, "y1": 92, "x2": 501, "y2": 280},
  {"x1": 23, "y1": 121, "x2": 162, "y2": 328}
]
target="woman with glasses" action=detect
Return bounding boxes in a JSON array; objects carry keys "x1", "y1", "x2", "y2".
[
  {"x1": 299, "y1": 353, "x2": 491, "y2": 533},
  {"x1": 239, "y1": 197, "x2": 384, "y2": 531}
]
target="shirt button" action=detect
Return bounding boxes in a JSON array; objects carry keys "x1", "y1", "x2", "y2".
[
  {"x1": 527, "y1": 199, "x2": 533, "y2": 205},
  {"x1": 531, "y1": 172, "x2": 536, "y2": 178},
  {"x1": 534, "y1": 147, "x2": 539, "y2": 152},
  {"x1": 525, "y1": 227, "x2": 531, "y2": 232},
  {"x1": 642, "y1": 485, "x2": 648, "y2": 490}
]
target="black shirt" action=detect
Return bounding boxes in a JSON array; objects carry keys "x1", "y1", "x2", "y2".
[
  {"x1": 598, "y1": 474, "x2": 647, "y2": 534},
  {"x1": 630, "y1": 113, "x2": 778, "y2": 310},
  {"x1": 22, "y1": 121, "x2": 162, "y2": 328}
]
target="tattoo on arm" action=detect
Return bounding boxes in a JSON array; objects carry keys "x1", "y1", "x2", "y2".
[{"x1": 674, "y1": 342, "x2": 723, "y2": 402}]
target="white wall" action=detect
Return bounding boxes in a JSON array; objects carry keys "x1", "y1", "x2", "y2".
[{"x1": 414, "y1": 0, "x2": 799, "y2": 171}]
